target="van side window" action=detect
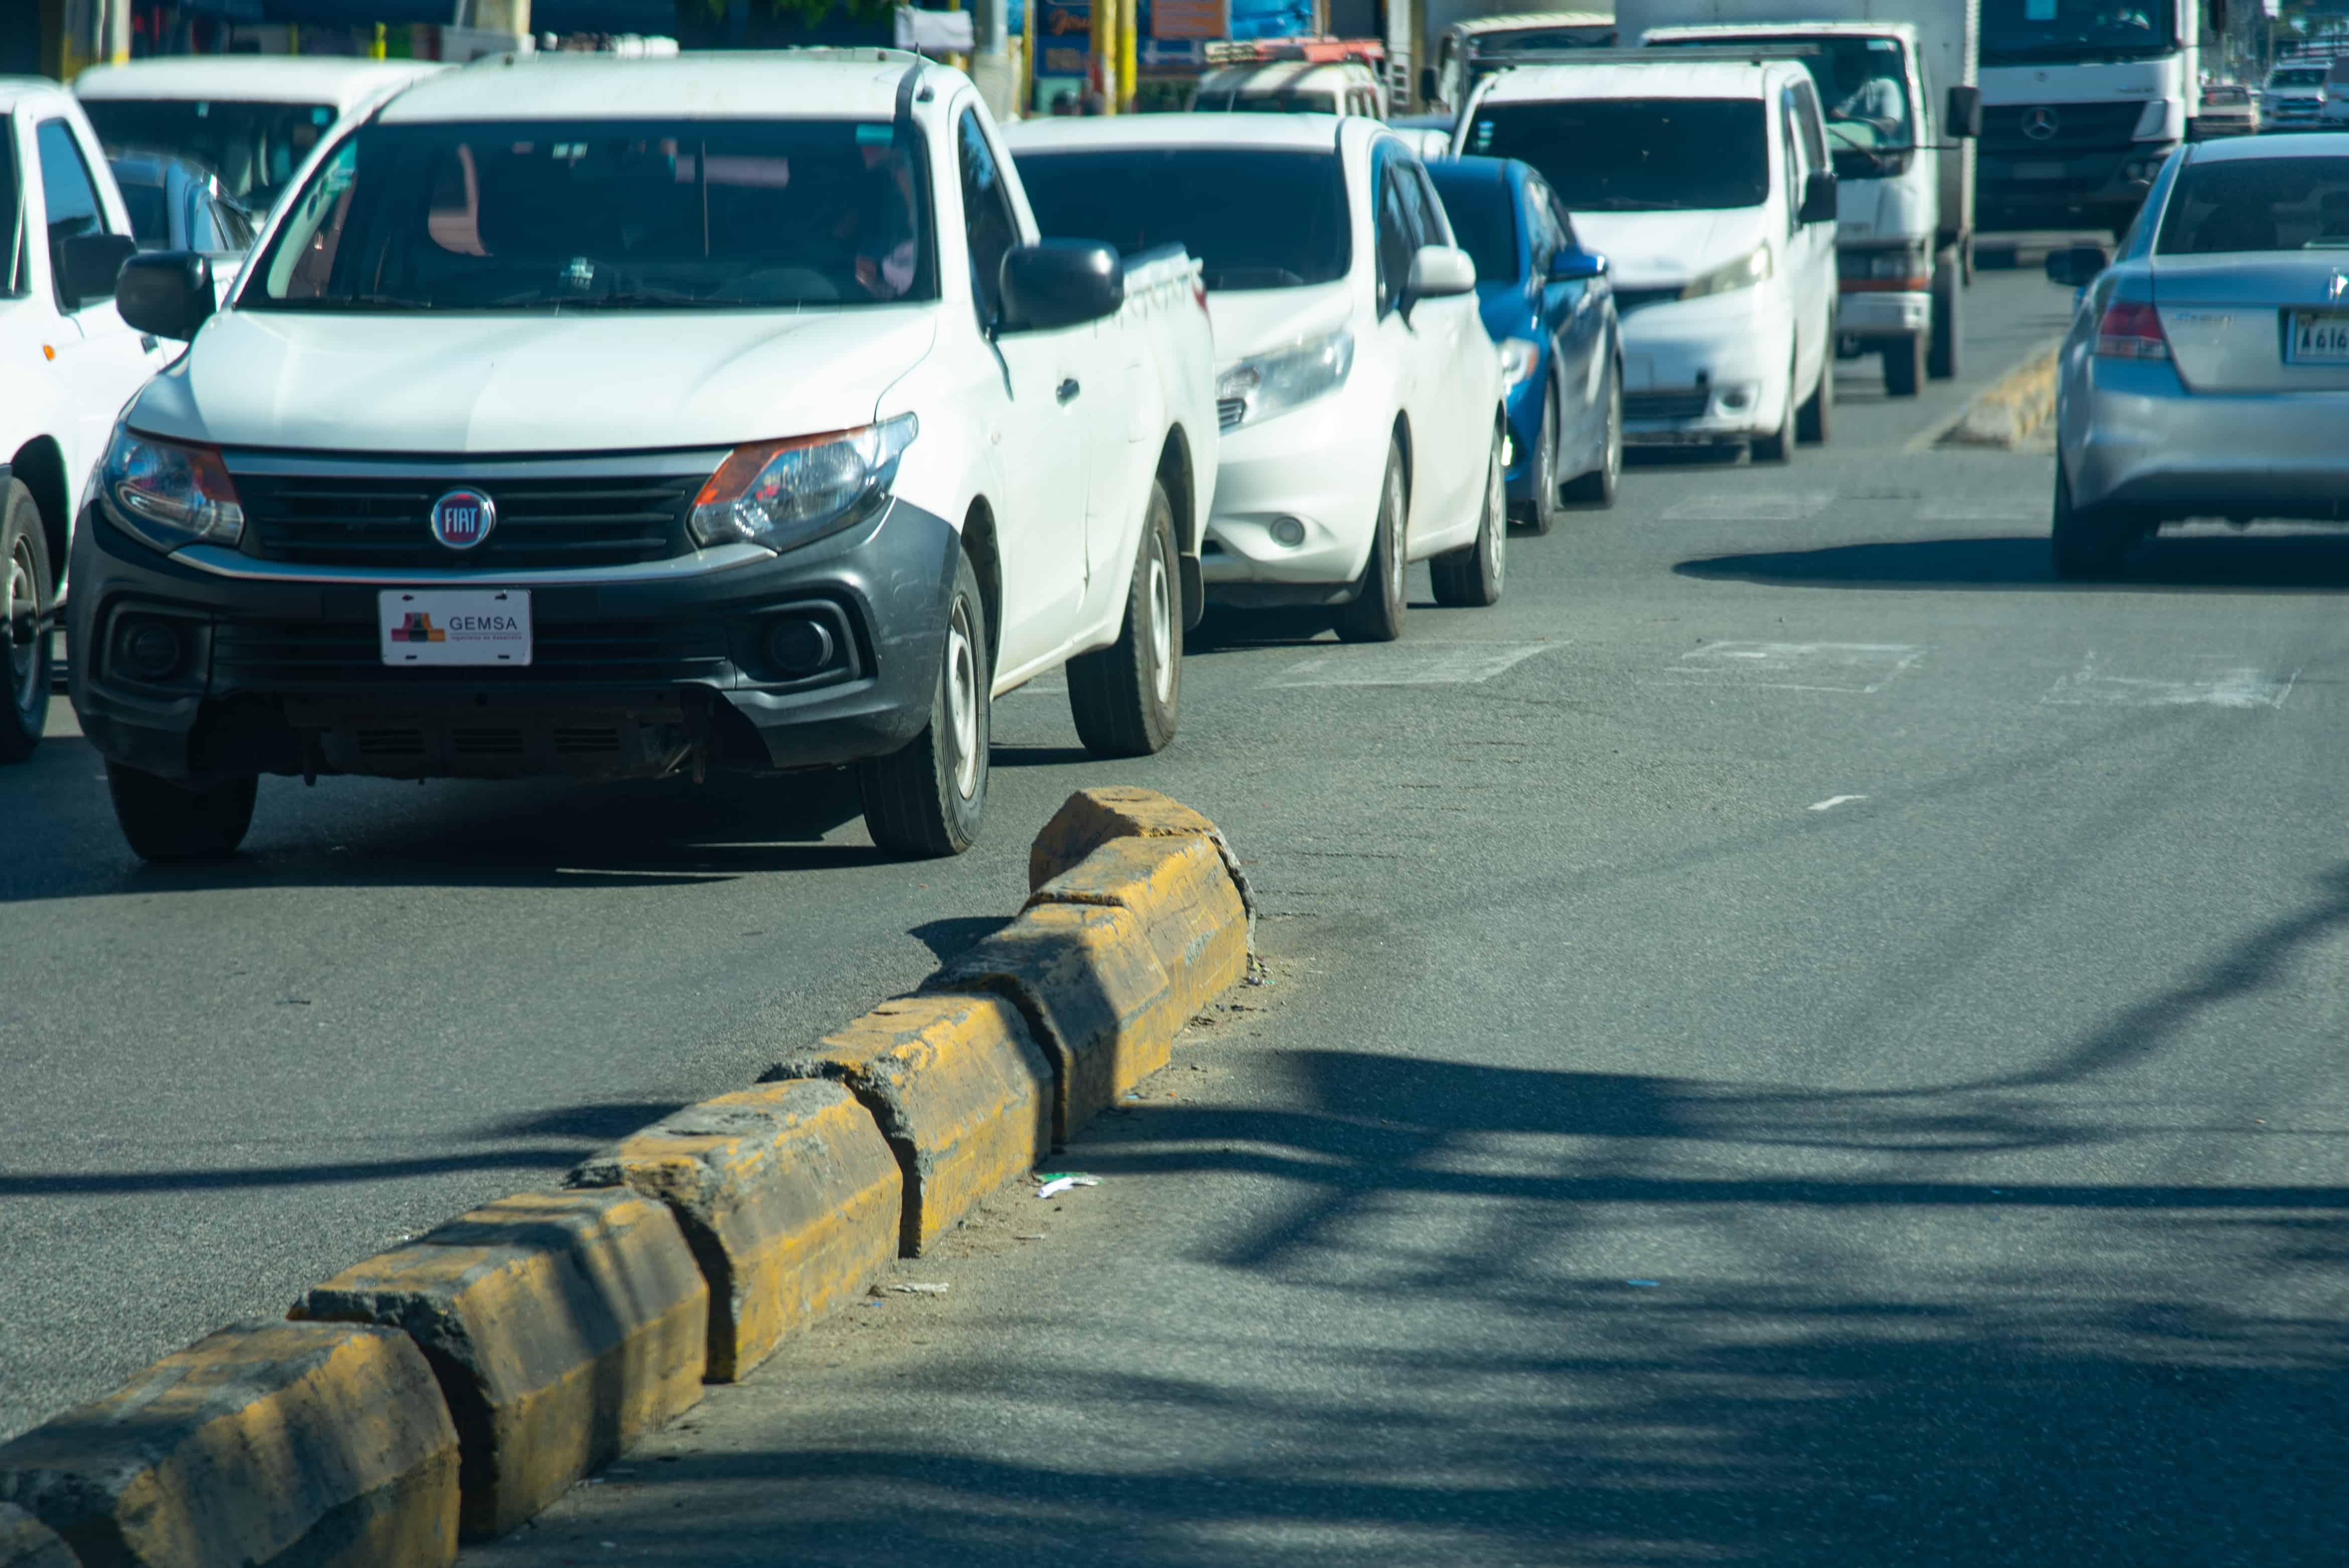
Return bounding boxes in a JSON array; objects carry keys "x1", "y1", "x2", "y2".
[
  {"x1": 1406, "y1": 163, "x2": 1451, "y2": 247},
  {"x1": 1780, "y1": 90, "x2": 1804, "y2": 235}
]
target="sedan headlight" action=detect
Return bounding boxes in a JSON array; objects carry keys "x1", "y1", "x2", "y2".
[
  {"x1": 689, "y1": 413, "x2": 918, "y2": 552},
  {"x1": 1497, "y1": 337, "x2": 1542, "y2": 388},
  {"x1": 97, "y1": 426, "x2": 245, "y2": 551},
  {"x1": 1216, "y1": 328, "x2": 1354, "y2": 429},
  {"x1": 1680, "y1": 244, "x2": 1773, "y2": 301}
]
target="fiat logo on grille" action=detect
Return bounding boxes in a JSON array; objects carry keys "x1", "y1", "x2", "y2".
[
  {"x1": 429, "y1": 488, "x2": 496, "y2": 551},
  {"x1": 2022, "y1": 106, "x2": 2061, "y2": 141}
]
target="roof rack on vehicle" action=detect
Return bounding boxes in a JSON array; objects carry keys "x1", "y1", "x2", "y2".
[
  {"x1": 1490, "y1": 43, "x2": 1819, "y2": 67},
  {"x1": 1203, "y1": 37, "x2": 1386, "y2": 67}
]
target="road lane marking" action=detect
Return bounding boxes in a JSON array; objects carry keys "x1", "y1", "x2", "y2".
[
  {"x1": 1263, "y1": 643, "x2": 1556, "y2": 688},
  {"x1": 1665, "y1": 642, "x2": 1925, "y2": 694},
  {"x1": 1809, "y1": 795, "x2": 1868, "y2": 811},
  {"x1": 2041, "y1": 654, "x2": 2298, "y2": 709},
  {"x1": 1665, "y1": 492, "x2": 1836, "y2": 522},
  {"x1": 1917, "y1": 498, "x2": 2045, "y2": 523}
]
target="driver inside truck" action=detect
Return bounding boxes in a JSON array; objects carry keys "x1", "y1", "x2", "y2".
[{"x1": 1833, "y1": 45, "x2": 1909, "y2": 144}]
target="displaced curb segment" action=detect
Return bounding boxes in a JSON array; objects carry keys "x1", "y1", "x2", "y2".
[{"x1": 1936, "y1": 338, "x2": 2061, "y2": 450}]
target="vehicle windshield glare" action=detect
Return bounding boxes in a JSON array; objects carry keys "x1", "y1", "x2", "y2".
[
  {"x1": 1979, "y1": 0, "x2": 2176, "y2": 70},
  {"x1": 1654, "y1": 34, "x2": 1912, "y2": 173},
  {"x1": 1464, "y1": 99, "x2": 1769, "y2": 212},
  {"x1": 2154, "y1": 156, "x2": 2349, "y2": 254},
  {"x1": 1012, "y1": 147, "x2": 1349, "y2": 290},
  {"x1": 2272, "y1": 67, "x2": 2325, "y2": 87},
  {"x1": 82, "y1": 98, "x2": 336, "y2": 207},
  {"x1": 1198, "y1": 90, "x2": 1341, "y2": 114},
  {"x1": 1425, "y1": 174, "x2": 1518, "y2": 282},
  {"x1": 243, "y1": 118, "x2": 935, "y2": 312}
]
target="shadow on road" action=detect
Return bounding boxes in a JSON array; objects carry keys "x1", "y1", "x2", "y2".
[{"x1": 1679, "y1": 532, "x2": 2349, "y2": 593}]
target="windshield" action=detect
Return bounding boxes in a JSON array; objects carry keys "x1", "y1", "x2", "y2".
[
  {"x1": 1464, "y1": 99, "x2": 1769, "y2": 211},
  {"x1": 1199, "y1": 91, "x2": 1341, "y2": 114},
  {"x1": 244, "y1": 118, "x2": 933, "y2": 313},
  {"x1": 1980, "y1": 0, "x2": 2176, "y2": 69},
  {"x1": 82, "y1": 98, "x2": 336, "y2": 207},
  {"x1": 2271, "y1": 67, "x2": 2325, "y2": 88},
  {"x1": 1425, "y1": 172, "x2": 1518, "y2": 281},
  {"x1": 2154, "y1": 156, "x2": 2349, "y2": 254},
  {"x1": 1012, "y1": 147, "x2": 1349, "y2": 290},
  {"x1": 1655, "y1": 34, "x2": 1911, "y2": 176}
]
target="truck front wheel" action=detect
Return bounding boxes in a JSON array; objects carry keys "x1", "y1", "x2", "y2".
[
  {"x1": 1067, "y1": 480, "x2": 1180, "y2": 758},
  {"x1": 107, "y1": 762, "x2": 256, "y2": 862},
  {"x1": 859, "y1": 549, "x2": 990, "y2": 857}
]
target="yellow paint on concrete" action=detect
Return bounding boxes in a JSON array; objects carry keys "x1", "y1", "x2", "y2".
[
  {"x1": 0, "y1": 1321, "x2": 458, "y2": 1568},
  {"x1": 1027, "y1": 785, "x2": 1226, "y2": 889},
  {"x1": 1029, "y1": 833, "x2": 1251, "y2": 1021},
  {"x1": 293, "y1": 1191, "x2": 706, "y2": 1539},
  {"x1": 569, "y1": 1079, "x2": 901, "y2": 1381}
]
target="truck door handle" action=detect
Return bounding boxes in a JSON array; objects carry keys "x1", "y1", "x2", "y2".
[{"x1": 1056, "y1": 378, "x2": 1080, "y2": 404}]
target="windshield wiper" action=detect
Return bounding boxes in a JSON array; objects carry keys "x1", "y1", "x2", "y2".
[{"x1": 549, "y1": 290, "x2": 720, "y2": 309}]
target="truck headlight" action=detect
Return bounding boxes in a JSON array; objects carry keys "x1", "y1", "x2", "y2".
[
  {"x1": 1497, "y1": 337, "x2": 1542, "y2": 388},
  {"x1": 1679, "y1": 244, "x2": 1773, "y2": 301},
  {"x1": 97, "y1": 426, "x2": 245, "y2": 551},
  {"x1": 689, "y1": 413, "x2": 918, "y2": 553},
  {"x1": 1216, "y1": 328, "x2": 1354, "y2": 429}
]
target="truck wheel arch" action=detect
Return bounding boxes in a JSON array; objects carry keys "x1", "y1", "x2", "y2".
[{"x1": 7, "y1": 438, "x2": 70, "y2": 591}]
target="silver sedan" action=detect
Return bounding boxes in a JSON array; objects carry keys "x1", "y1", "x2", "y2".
[{"x1": 2042, "y1": 134, "x2": 2349, "y2": 578}]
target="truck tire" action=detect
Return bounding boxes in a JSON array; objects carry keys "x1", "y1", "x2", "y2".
[
  {"x1": 2050, "y1": 462, "x2": 2137, "y2": 580},
  {"x1": 1068, "y1": 480, "x2": 1180, "y2": 758},
  {"x1": 1, "y1": 479, "x2": 52, "y2": 765},
  {"x1": 1431, "y1": 422, "x2": 1505, "y2": 608},
  {"x1": 1336, "y1": 441, "x2": 1408, "y2": 643},
  {"x1": 1884, "y1": 335, "x2": 1925, "y2": 397},
  {"x1": 859, "y1": 549, "x2": 990, "y2": 857},
  {"x1": 1928, "y1": 249, "x2": 1962, "y2": 380},
  {"x1": 106, "y1": 761, "x2": 257, "y2": 862}
]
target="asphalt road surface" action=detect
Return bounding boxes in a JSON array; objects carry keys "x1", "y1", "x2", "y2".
[{"x1": 11, "y1": 271, "x2": 2345, "y2": 1563}]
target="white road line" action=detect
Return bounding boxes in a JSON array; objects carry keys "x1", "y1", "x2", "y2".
[
  {"x1": 1664, "y1": 492, "x2": 1837, "y2": 522},
  {"x1": 2041, "y1": 653, "x2": 2298, "y2": 709},
  {"x1": 1007, "y1": 676, "x2": 1069, "y2": 698},
  {"x1": 1665, "y1": 642, "x2": 1925, "y2": 694},
  {"x1": 1808, "y1": 795, "x2": 1868, "y2": 811},
  {"x1": 1263, "y1": 642, "x2": 1556, "y2": 688},
  {"x1": 1917, "y1": 498, "x2": 2045, "y2": 523}
]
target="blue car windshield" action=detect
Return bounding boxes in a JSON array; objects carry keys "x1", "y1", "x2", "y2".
[{"x1": 1427, "y1": 174, "x2": 1518, "y2": 282}]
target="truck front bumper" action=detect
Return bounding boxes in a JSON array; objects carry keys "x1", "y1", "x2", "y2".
[
  {"x1": 67, "y1": 499, "x2": 958, "y2": 785},
  {"x1": 1980, "y1": 144, "x2": 2172, "y2": 223},
  {"x1": 1836, "y1": 287, "x2": 1930, "y2": 342}
]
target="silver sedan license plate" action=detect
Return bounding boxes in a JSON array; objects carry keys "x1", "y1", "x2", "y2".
[
  {"x1": 379, "y1": 589, "x2": 532, "y2": 666},
  {"x1": 2288, "y1": 311, "x2": 2349, "y2": 363}
]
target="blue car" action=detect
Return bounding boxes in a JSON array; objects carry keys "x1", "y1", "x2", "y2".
[{"x1": 1426, "y1": 155, "x2": 1622, "y2": 531}]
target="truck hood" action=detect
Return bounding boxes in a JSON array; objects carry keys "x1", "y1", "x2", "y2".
[
  {"x1": 129, "y1": 307, "x2": 938, "y2": 454},
  {"x1": 1565, "y1": 211, "x2": 1770, "y2": 292},
  {"x1": 1207, "y1": 282, "x2": 1352, "y2": 366}
]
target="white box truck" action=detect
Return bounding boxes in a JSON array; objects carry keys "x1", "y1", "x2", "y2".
[{"x1": 1623, "y1": 2, "x2": 1981, "y2": 396}]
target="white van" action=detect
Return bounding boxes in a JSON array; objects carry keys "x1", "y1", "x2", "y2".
[{"x1": 1456, "y1": 54, "x2": 1839, "y2": 461}]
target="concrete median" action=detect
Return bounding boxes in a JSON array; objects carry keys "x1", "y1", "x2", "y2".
[
  {"x1": 761, "y1": 994, "x2": 1052, "y2": 1255},
  {"x1": 567, "y1": 1079, "x2": 901, "y2": 1382},
  {"x1": 1027, "y1": 832, "x2": 1251, "y2": 1022},
  {"x1": 291, "y1": 1190, "x2": 706, "y2": 1539},
  {"x1": 1029, "y1": 786, "x2": 1258, "y2": 938},
  {"x1": 0, "y1": 1320, "x2": 458, "y2": 1568}
]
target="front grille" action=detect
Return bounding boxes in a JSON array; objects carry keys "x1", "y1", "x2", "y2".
[
  {"x1": 1982, "y1": 101, "x2": 2145, "y2": 155},
  {"x1": 1625, "y1": 389, "x2": 1710, "y2": 422},
  {"x1": 233, "y1": 471, "x2": 703, "y2": 569},
  {"x1": 1614, "y1": 286, "x2": 1682, "y2": 315},
  {"x1": 211, "y1": 617, "x2": 730, "y2": 691},
  {"x1": 1217, "y1": 397, "x2": 1247, "y2": 431}
]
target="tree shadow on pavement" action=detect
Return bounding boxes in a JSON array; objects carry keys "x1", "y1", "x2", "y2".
[{"x1": 1679, "y1": 532, "x2": 2349, "y2": 593}]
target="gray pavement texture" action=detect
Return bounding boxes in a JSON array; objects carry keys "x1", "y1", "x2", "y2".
[{"x1": 8, "y1": 271, "x2": 2347, "y2": 1564}]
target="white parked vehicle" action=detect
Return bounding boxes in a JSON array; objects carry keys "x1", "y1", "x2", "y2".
[
  {"x1": 2321, "y1": 59, "x2": 2349, "y2": 126},
  {"x1": 1190, "y1": 59, "x2": 1389, "y2": 119},
  {"x1": 1456, "y1": 55, "x2": 1840, "y2": 460},
  {"x1": 0, "y1": 80, "x2": 174, "y2": 763},
  {"x1": 1006, "y1": 113, "x2": 1509, "y2": 639},
  {"x1": 1419, "y1": 11, "x2": 1621, "y2": 117},
  {"x1": 72, "y1": 50, "x2": 1217, "y2": 861},
  {"x1": 2261, "y1": 61, "x2": 2328, "y2": 130},
  {"x1": 74, "y1": 56, "x2": 446, "y2": 216}
]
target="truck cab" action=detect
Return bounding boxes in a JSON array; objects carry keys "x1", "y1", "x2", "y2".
[{"x1": 1421, "y1": 11, "x2": 1620, "y2": 117}]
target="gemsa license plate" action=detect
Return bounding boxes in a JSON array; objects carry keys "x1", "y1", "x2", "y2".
[
  {"x1": 2288, "y1": 311, "x2": 2349, "y2": 363},
  {"x1": 378, "y1": 589, "x2": 531, "y2": 666}
]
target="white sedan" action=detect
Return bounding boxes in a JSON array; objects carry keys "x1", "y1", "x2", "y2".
[{"x1": 1007, "y1": 113, "x2": 1508, "y2": 640}]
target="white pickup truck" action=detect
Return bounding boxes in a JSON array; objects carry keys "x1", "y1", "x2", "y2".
[
  {"x1": 2, "y1": 80, "x2": 172, "y2": 764},
  {"x1": 72, "y1": 49, "x2": 1217, "y2": 861}
]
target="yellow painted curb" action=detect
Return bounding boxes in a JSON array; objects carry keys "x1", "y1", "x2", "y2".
[
  {"x1": 568, "y1": 1079, "x2": 901, "y2": 1382},
  {"x1": 1931, "y1": 338, "x2": 2061, "y2": 450},
  {"x1": 1029, "y1": 786, "x2": 1257, "y2": 941},
  {"x1": 292, "y1": 1190, "x2": 706, "y2": 1539},
  {"x1": 1028, "y1": 833, "x2": 1251, "y2": 1021},
  {"x1": 0, "y1": 1503, "x2": 72, "y2": 1568},
  {"x1": 929, "y1": 901, "x2": 1186, "y2": 1145},
  {"x1": 762, "y1": 994, "x2": 1052, "y2": 1255},
  {"x1": 0, "y1": 1320, "x2": 459, "y2": 1568}
]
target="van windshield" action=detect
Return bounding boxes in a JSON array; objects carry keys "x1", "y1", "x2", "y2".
[
  {"x1": 82, "y1": 97, "x2": 336, "y2": 208},
  {"x1": 1980, "y1": 0, "x2": 2176, "y2": 69},
  {"x1": 242, "y1": 117, "x2": 935, "y2": 312},
  {"x1": 1464, "y1": 99, "x2": 1770, "y2": 211}
]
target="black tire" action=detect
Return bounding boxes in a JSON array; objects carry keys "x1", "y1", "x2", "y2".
[
  {"x1": 1796, "y1": 338, "x2": 1834, "y2": 445},
  {"x1": 1751, "y1": 357, "x2": 1797, "y2": 464},
  {"x1": 1883, "y1": 334, "x2": 1926, "y2": 397},
  {"x1": 1508, "y1": 385, "x2": 1560, "y2": 536},
  {"x1": 107, "y1": 761, "x2": 256, "y2": 862},
  {"x1": 1560, "y1": 360, "x2": 1621, "y2": 508},
  {"x1": 858, "y1": 549, "x2": 990, "y2": 857},
  {"x1": 1927, "y1": 249, "x2": 1962, "y2": 380},
  {"x1": 1068, "y1": 480, "x2": 1180, "y2": 758},
  {"x1": 1336, "y1": 440, "x2": 1408, "y2": 643},
  {"x1": 1432, "y1": 422, "x2": 1506, "y2": 609},
  {"x1": 2050, "y1": 462, "x2": 2136, "y2": 580},
  {"x1": 1, "y1": 479, "x2": 53, "y2": 765}
]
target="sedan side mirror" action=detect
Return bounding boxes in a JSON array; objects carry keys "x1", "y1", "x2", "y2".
[
  {"x1": 1798, "y1": 171, "x2": 1839, "y2": 226},
  {"x1": 1946, "y1": 84, "x2": 1984, "y2": 140},
  {"x1": 998, "y1": 239, "x2": 1124, "y2": 333},
  {"x1": 2044, "y1": 244, "x2": 2112, "y2": 288},
  {"x1": 1547, "y1": 246, "x2": 1607, "y2": 282},
  {"x1": 55, "y1": 231, "x2": 139, "y2": 311},
  {"x1": 116, "y1": 250, "x2": 217, "y2": 341},
  {"x1": 1406, "y1": 244, "x2": 1477, "y2": 308}
]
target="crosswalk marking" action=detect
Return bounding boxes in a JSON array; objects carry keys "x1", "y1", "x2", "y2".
[
  {"x1": 1263, "y1": 643, "x2": 1556, "y2": 688},
  {"x1": 1665, "y1": 492, "x2": 1837, "y2": 522},
  {"x1": 2041, "y1": 654, "x2": 2297, "y2": 709},
  {"x1": 1665, "y1": 642, "x2": 1925, "y2": 694}
]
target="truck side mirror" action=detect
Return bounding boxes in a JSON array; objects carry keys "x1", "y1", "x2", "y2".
[
  {"x1": 1419, "y1": 66, "x2": 1438, "y2": 104},
  {"x1": 55, "y1": 231, "x2": 138, "y2": 311},
  {"x1": 998, "y1": 239, "x2": 1124, "y2": 333},
  {"x1": 1947, "y1": 84, "x2": 1984, "y2": 139},
  {"x1": 116, "y1": 250, "x2": 217, "y2": 341},
  {"x1": 1798, "y1": 171, "x2": 1838, "y2": 226},
  {"x1": 2043, "y1": 244, "x2": 2111, "y2": 287}
]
